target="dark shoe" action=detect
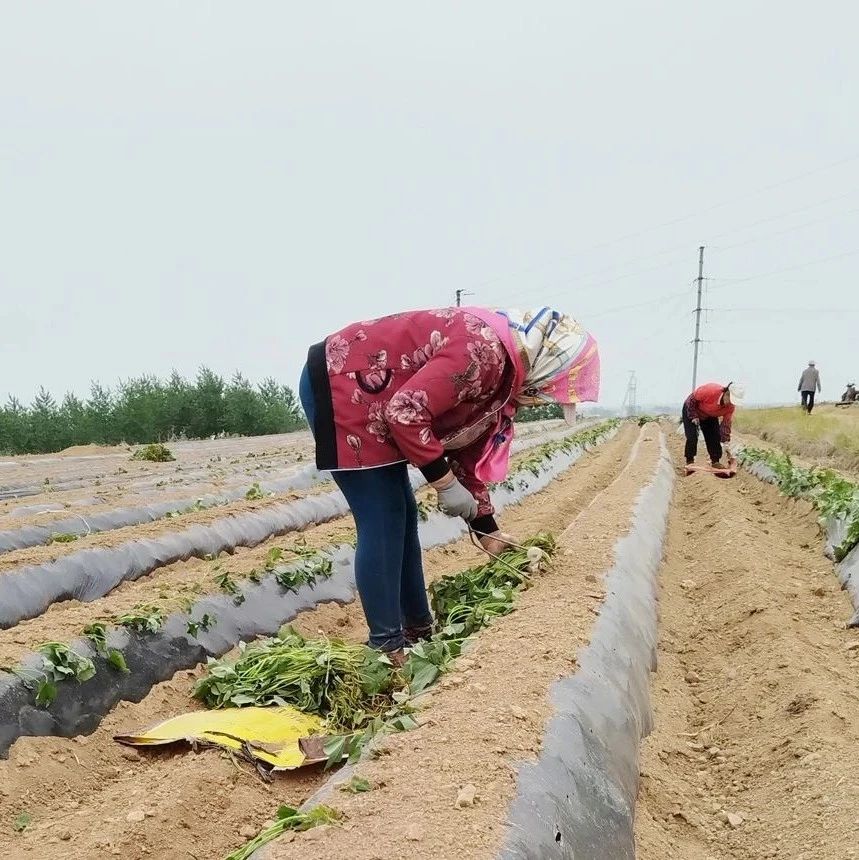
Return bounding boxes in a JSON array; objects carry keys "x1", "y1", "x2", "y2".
[
  {"x1": 365, "y1": 640, "x2": 407, "y2": 668},
  {"x1": 382, "y1": 648, "x2": 407, "y2": 668},
  {"x1": 403, "y1": 623, "x2": 434, "y2": 647}
]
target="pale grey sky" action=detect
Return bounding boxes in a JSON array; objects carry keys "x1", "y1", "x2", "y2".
[{"x1": 2, "y1": 3, "x2": 858, "y2": 409}]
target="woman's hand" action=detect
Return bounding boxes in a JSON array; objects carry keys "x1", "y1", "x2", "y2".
[
  {"x1": 478, "y1": 530, "x2": 516, "y2": 556},
  {"x1": 432, "y1": 472, "x2": 478, "y2": 520}
]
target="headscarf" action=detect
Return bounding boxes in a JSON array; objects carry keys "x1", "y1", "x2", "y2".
[{"x1": 496, "y1": 307, "x2": 600, "y2": 406}]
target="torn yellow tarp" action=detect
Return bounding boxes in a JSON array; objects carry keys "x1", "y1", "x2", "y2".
[{"x1": 114, "y1": 706, "x2": 326, "y2": 770}]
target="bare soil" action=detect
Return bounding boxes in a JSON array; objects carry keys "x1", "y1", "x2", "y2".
[
  {"x1": 0, "y1": 423, "x2": 631, "y2": 860},
  {"x1": 635, "y1": 435, "x2": 859, "y2": 860}
]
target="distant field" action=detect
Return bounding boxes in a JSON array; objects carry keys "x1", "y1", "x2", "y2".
[{"x1": 736, "y1": 403, "x2": 859, "y2": 471}]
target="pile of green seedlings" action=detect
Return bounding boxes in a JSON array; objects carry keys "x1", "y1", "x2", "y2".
[
  {"x1": 208, "y1": 532, "x2": 555, "y2": 858},
  {"x1": 738, "y1": 446, "x2": 859, "y2": 560},
  {"x1": 194, "y1": 533, "x2": 554, "y2": 749}
]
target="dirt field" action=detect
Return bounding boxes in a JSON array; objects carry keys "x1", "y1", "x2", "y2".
[
  {"x1": 0, "y1": 421, "x2": 629, "y2": 859},
  {"x1": 3, "y1": 418, "x2": 857, "y2": 860},
  {"x1": 635, "y1": 434, "x2": 859, "y2": 860}
]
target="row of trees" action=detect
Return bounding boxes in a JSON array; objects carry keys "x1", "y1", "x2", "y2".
[
  {"x1": 0, "y1": 369, "x2": 307, "y2": 455},
  {"x1": 514, "y1": 404, "x2": 563, "y2": 422}
]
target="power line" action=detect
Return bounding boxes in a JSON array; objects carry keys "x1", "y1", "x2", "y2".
[
  {"x1": 710, "y1": 206, "x2": 859, "y2": 254},
  {"x1": 708, "y1": 248, "x2": 859, "y2": 290},
  {"x1": 468, "y1": 152, "x2": 859, "y2": 302},
  {"x1": 497, "y1": 193, "x2": 859, "y2": 308}
]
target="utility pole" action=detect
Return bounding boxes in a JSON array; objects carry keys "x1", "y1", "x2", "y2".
[
  {"x1": 691, "y1": 245, "x2": 705, "y2": 390},
  {"x1": 622, "y1": 371, "x2": 637, "y2": 417},
  {"x1": 455, "y1": 289, "x2": 473, "y2": 307}
]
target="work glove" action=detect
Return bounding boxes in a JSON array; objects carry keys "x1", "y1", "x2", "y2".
[{"x1": 435, "y1": 478, "x2": 478, "y2": 521}]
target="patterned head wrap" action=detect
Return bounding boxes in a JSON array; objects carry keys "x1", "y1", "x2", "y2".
[{"x1": 496, "y1": 307, "x2": 600, "y2": 405}]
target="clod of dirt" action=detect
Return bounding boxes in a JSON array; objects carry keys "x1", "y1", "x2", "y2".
[
  {"x1": 238, "y1": 825, "x2": 257, "y2": 839},
  {"x1": 455, "y1": 784, "x2": 477, "y2": 809},
  {"x1": 726, "y1": 811, "x2": 744, "y2": 828},
  {"x1": 126, "y1": 809, "x2": 146, "y2": 823},
  {"x1": 786, "y1": 694, "x2": 817, "y2": 715},
  {"x1": 845, "y1": 641, "x2": 859, "y2": 651},
  {"x1": 684, "y1": 670, "x2": 701, "y2": 684}
]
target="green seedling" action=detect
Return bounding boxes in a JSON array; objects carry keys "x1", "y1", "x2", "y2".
[
  {"x1": 47, "y1": 532, "x2": 79, "y2": 544},
  {"x1": 186, "y1": 613, "x2": 216, "y2": 637},
  {"x1": 224, "y1": 805, "x2": 339, "y2": 860},
  {"x1": 115, "y1": 605, "x2": 165, "y2": 634},
  {"x1": 13, "y1": 812, "x2": 32, "y2": 833},
  {"x1": 13, "y1": 642, "x2": 97, "y2": 707},
  {"x1": 82, "y1": 622, "x2": 129, "y2": 673},
  {"x1": 245, "y1": 482, "x2": 266, "y2": 501}
]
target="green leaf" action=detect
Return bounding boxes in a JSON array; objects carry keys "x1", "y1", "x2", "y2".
[
  {"x1": 405, "y1": 658, "x2": 439, "y2": 695},
  {"x1": 389, "y1": 713, "x2": 419, "y2": 732},
  {"x1": 13, "y1": 812, "x2": 32, "y2": 833},
  {"x1": 342, "y1": 775, "x2": 372, "y2": 793},
  {"x1": 275, "y1": 805, "x2": 299, "y2": 820},
  {"x1": 322, "y1": 735, "x2": 348, "y2": 770},
  {"x1": 107, "y1": 649, "x2": 129, "y2": 673},
  {"x1": 35, "y1": 679, "x2": 57, "y2": 707}
]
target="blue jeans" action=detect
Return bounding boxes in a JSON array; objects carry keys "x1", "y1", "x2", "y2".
[{"x1": 299, "y1": 365, "x2": 432, "y2": 651}]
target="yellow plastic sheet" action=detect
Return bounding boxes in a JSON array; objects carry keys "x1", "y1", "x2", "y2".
[{"x1": 114, "y1": 706, "x2": 326, "y2": 770}]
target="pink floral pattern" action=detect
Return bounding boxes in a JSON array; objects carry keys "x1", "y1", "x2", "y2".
[
  {"x1": 400, "y1": 330, "x2": 449, "y2": 371},
  {"x1": 366, "y1": 401, "x2": 391, "y2": 443},
  {"x1": 386, "y1": 389, "x2": 430, "y2": 425},
  {"x1": 326, "y1": 335, "x2": 350, "y2": 373},
  {"x1": 451, "y1": 361, "x2": 482, "y2": 403},
  {"x1": 346, "y1": 434, "x2": 363, "y2": 465},
  {"x1": 463, "y1": 313, "x2": 488, "y2": 337},
  {"x1": 468, "y1": 340, "x2": 500, "y2": 368}
]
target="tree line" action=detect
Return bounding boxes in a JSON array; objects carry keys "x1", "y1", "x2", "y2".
[{"x1": 0, "y1": 368, "x2": 307, "y2": 455}]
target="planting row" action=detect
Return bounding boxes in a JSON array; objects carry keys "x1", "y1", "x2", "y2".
[
  {"x1": 0, "y1": 421, "x2": 580, "y2": 554},
  {"x1": 737, "y1": 446, "x2": 859, "y2": 626},
  {"x1": 0, "y1": 421, "x2": 609, "y2": 630},
  {"x1": 0, "y1": 464, "x2": 325, "y2": 554},
  {"x1": 0, "y1": 421, "x2": 620, "y2": 754}
]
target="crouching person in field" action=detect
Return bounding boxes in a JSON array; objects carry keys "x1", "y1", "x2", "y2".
[
  {"x1": 682, "y1": 382, "x2": 740, "y2": 469},
  {"x1": 299, "y1": 306, "x2": 600, "y2": 664}
]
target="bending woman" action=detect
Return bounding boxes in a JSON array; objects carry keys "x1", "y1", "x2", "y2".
[{"x1": 299, "y1": 306, "x2": 599, "y2": 662}]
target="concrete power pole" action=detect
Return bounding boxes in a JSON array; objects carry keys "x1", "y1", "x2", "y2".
[
  {"x1": 455, "y1": 289, "x2": 473, "y2": 307},
  {"x1": 691, "y1": 245, "x2": 705, "y2": 390}
]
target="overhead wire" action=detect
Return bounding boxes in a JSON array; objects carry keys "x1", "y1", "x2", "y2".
[{"x1": 474, "y1": 152, "x2": 859, "y2": 305}]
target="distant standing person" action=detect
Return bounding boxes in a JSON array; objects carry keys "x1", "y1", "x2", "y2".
[
  {"x1": 798, "y1": 361, "x2": 821, "y2": 413},
  {"x1": 682, "y1": 382, "x2": 737, "y2": 469}
]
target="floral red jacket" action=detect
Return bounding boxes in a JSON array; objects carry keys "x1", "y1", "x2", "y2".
[{"x1": 306, "y1": 308, "x2": 518, "y2": 534}]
